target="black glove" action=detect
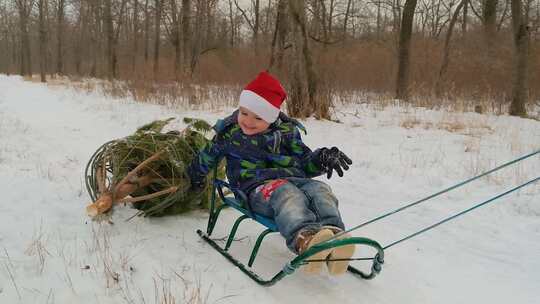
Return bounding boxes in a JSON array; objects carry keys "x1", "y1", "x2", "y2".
[{"x1": 319, "y1": 147, "x2": 353, "y2": 179}]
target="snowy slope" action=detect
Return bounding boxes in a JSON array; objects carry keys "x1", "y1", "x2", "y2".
[{"x1": 0, "y1": 75, "x2": 539, "y2": 304}]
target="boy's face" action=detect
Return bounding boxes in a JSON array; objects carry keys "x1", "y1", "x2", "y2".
[{"x1": 237, "y1": 106, "x2": 271, "y2": 135}]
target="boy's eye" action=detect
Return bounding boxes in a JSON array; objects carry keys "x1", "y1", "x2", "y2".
[
  {"x1": 240, "y1": 111, "x2": 247, "y2": 116},
  {"x1": 255, "y1": 117, "x2": 262, "y2": 121}
]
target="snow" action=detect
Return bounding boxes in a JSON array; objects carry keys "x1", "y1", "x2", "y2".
[{"x1": 0, "y1": 75, "x2": 538, "y2": 304}]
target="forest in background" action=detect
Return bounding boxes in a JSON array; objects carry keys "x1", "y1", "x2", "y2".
[{"x1": 1, "y1": 0, "x2": 539, "y2": 118}]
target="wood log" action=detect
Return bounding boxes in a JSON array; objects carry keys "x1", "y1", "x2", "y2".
[
  {"x1": 86, "y1": 174, "x2": 157, "y2": 217},
  {"x1": 117, "y1": 186, "x2": 178, "y2": 203},
  {"x1": 86, "y1": 193, "x2": 113, "y2": 217}
]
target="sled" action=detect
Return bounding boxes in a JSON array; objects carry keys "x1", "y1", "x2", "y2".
[{"x1": 196, "y1": 169, "x2": 385, "y2": 286}]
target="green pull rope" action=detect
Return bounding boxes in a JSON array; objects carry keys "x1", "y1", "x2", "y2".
[
  {"x1": 326, "y1": 149, "x2": 540, "y2": 243},
  {"x1": 383, "y1": 175, "x2": 539, "y2": 249}
]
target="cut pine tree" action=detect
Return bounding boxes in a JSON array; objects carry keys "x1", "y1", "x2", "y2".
[{"x1": 84, "y1": 117, "x2": 225, "y2": 218}]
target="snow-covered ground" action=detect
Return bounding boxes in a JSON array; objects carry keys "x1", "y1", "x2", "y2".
[{"x1": 0, "y1": 75, "x2": 538, "y2": 304}]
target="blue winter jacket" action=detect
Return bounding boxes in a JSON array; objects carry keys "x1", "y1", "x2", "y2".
[{"x1": 187, "y1": 110, "x2": 326, "y2": 195}]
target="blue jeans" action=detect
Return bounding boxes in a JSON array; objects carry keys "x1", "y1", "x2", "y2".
[{"x1": 247, "y1": 177, "x2": 345, "y2": 253}]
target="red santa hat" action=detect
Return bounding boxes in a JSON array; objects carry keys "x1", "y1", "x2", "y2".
[{"x1": 239, "y1": 71, "x2": 287, "y2": 123}]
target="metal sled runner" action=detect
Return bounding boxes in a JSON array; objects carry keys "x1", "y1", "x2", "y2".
[{"x1": 196, "y1": 174, "x2": 385, "y2": 286}]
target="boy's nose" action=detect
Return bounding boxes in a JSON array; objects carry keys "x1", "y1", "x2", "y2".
[{"x1": 245, "y1": 118, "x2": 256, "y2": 125}]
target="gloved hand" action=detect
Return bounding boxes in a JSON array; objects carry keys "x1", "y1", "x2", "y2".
[{"x1": 319, "y1": 147, "x2": 353, "y2": 179}]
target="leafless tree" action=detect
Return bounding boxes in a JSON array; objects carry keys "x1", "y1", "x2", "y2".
[
  {"x1": 153, "y1": 0, "x2": 162, "y2": 78},
  {"x1": 105, "y1": 0, "x2": 128, "y2": 79},
  {"x1": 181, "y1": 0, "x2": 191, "y2": 72},
  {"x1": 73, "y1": 0, "x2": 86, "y2": 75},
  {"x1": 144, "y1": 0, "x2": 150, "y2": 63},
  {"x1": 462, "y1": 0, "x2": 468, "y2": 34},
  {"x1": 268, "y1": 0, "x2": 288, "y2": 72},
  {"x1": 88, "y1": 0, "x2": 102, "y2": 78},
  {"x1": 395, "y1": 0, "x2": 417, "y2": 100},
  {"x1": 288, "y1": 0, "x2": 325, "y2": 118},
  {"x1": 15, "y1": 0, "x2": 35, "y2": 76},
  {"x1": 509, "y1": 0, "x2": 530, "y2": 116},
  {"x1": 436, "y1": 0, "x2": 469, "y2": 96},
  {"x1": 55, "y1": 0, "x2": 65, "y2": 75},
  {"x1": 342, "y1": 0, "x2": 352, "y2": 38},
  {"x1": 38, "y1": 0, "x2": 47, "y2": 82},
  {"x1": 227, "y1": 0, "x2": 236, "y2": 47},
  {"x1": 190, "y1": 0, "x2": 203, "y2": 76},
  {"x1": 132, "y1": 0, "x2": 140, "y2": 72},
  {"x1": 104, "y1": 0, "x2": 113, "y2": 78},
  {"x1": 235, "y1": 0, "x2": 261, "y2": 56},
  {"x1": 483, "y1": 0, "x2": 498, "y2": 50},
  {"x1": 164, "y1": 0, "x2": 181, "y2": 80}
]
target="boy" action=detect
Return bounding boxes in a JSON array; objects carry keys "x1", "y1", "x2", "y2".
[{"x1": 188, "y1": 71, "x2": 355, "y2": 275}]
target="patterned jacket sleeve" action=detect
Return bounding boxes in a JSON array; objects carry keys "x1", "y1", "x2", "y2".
[
  {"x1": 187, "y1": 135, "x2": 226, "y2": 185},
  {"x1": 287, "y1": 126, "x2": 326, "y2": 178}
]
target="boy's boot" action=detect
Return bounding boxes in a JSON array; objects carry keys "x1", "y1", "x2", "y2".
[
  {"x1": 296, "y1": 228, "x2": 334, "y2": 274},
  {"x1": 323, "y1": 226, "x2": 356, "y2": 275}
]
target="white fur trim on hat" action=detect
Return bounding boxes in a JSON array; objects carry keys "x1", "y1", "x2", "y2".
[{"x1": 239, "y1": 90, "x2": 280, "y2": 123}]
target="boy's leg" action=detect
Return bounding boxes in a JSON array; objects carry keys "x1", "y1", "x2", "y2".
[
  {"x1": 299, "y1": 180, "x2": 355, "y2": 275},
  {"x1": 248, "y1": 179, "x2": 322, "y2": 251},
  {"x1": 297, "y1": 179, "x2": 345, "y2": 230},
  {"x1": 248, "y1": 179, "x2": 333, "y2": 274}
]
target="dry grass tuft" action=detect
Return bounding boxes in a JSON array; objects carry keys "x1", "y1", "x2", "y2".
[
  {"x1": 25, "y1": 222, "x2": 51, "y2": 274},
  {"x1": 400, "y1": 117, "x2": 422, "y2": 129},
  {"x1": 436, "y1": 121, "x2": 466, "y2": 133}
]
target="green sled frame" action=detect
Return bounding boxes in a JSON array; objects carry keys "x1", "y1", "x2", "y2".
[{"x1": 197, "y1": 177, "x2": 385, "y2": 286}]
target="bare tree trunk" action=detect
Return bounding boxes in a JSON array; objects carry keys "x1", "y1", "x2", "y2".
[
  {"x1": 56, "y1": 0, "x2": 65, "y2": 75},
  {"x1": 235, "y1": 0, "x2": 260, "y2": 56},
  {"x1": 227, "y1": 0, "x2": 235, "y2": 47},
  {"x1": 23, "y1": 10, "x2": 32, "y2": 77},
  {"x1": 190, "y1": 0, "x2": 203, "y2": 77},
  {"x1": 395, "y1": 0, "x2": 417, "y2": 101},
  {"x1": 288, "y1": 0, "x2": 324, "y2": 119},
  {"x1": 328, "y1": 0, "x2": 335, "y2": 38},
  {"x1": 392, "y1": 0, "x2": 402, "y2": 34},
  {"x1": 105, "y1": 0, "x2": 113, "y2": 79},
  {"x1": 10, "y1": 31, "x2": 18, "y2": 75},
  {"x1": 16, "y1": 0, "x2": 33, "y2": 77},
  {"x1": 153, "y1": 0, "x2": 162, "y2": 79},
  {"x1": 310, "y1": 0, "x2": 319, "y2": 37},
  {"x1": 509, "y1": 0, "x2": 529, "y2": 117},
  {"x1": 253, "y1": 0, "x2": 260, "y2": 56},
  {"x1": 0, "y1": 10, "x2": 9, "y2": 74},
  {"x1": 436, "y1": 0, "x2": 468, "y2": 97},
  {"x1": 38, "y1": 0, "x2": 47, "y2": 82},
  {"x1": 204, "y1": 0, "x2": 215, "y2": 49},
  {"x1": 74, "y1": 1, "x2": 85, "y2": 75},
  {"x1": 167, "y1": 0, "x2": 181, "y2": 80},
  {"x1": 268, "y1": 0, "x2": 288, "y2": 72},
  {"x1": 319, "y1": 0, "x2": 329, "y2": 44},
  {"x1": 342, "y1": 0, "x2": 352, "y2": 39},
  {"x1": 112, "y1": 0, "x2": 128, "y2": 79},
  {"x1": 376, "y1": 0, "x2": 382, "y2": 38},
  {"x1": 144, "y1": 0, "x2": 150, "y2": 64},
  {"x1": 89, "y1": 0, "x2": 99, "y2": 77},
  {"x1": 132, "y1": 0, "x2": 140, "y2": 72},
  {"x1": 462, "y1": 0, "x2": 468, "y2": 35},
  {"x1": 182, "y1": 0, "x2": 191, "y2": 74},
  {"x1": 483, "y1": 0, "x2": 498, "y2": 51}
]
